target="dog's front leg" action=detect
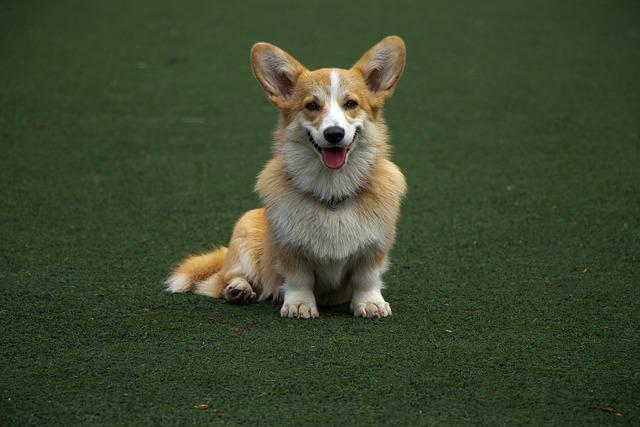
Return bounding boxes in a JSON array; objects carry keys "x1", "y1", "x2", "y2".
[
  {"x1": 349, "y1": 259, "x2": 392, "y2": 318},
  {"x1": 280, "y1": 268, "x2": 319, "y2": 319}
]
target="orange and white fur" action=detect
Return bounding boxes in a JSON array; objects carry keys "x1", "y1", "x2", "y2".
[{"x1": 166, "y1": 36, "x2": 407, "y2": 318}]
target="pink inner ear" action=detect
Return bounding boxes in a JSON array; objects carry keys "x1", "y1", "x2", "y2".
[
  {"x1": 274, "y1": 71, "x2": 293, "y2": 97},
  {"x1": 366, "y1": 67, "x2": 384, "y2": 93}
]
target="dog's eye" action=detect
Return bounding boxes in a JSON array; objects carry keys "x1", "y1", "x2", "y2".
[
  {"x1": 305, "y1": 102, "x2": 320, "y2": 111},
  {"x1": 344, "y1": 99, "x2": 358, "y2": 110}
]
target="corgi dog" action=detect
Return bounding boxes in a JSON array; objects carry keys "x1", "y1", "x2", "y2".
[{"x1": 166, "y1": 36, "x2": 407, "y2": 318}]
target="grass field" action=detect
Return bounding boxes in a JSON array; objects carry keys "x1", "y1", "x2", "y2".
[{"x1": 1, "y1": 0, "x2": 639, "y2": 425}]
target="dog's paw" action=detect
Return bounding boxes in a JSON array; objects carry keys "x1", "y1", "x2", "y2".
[
  {"x1": 353, "y1": 301, "x2": 392, "y2": 318},
  {"x1": 280, "y1": 301, "x2": 319, "y2": 319},
  {"x1": 351, "y1": 289, "x2": 392, "y2": 318},
  {"x1": 223, "y1": 278, "x2": 256, "y2": 304}
]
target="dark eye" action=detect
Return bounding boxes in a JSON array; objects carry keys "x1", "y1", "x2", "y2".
[
  {"x1": 344, "y1": 99, "x2": 358, "y2": 110},
  {"x1": 305, "y1": 101, "x2": 320, "y2": 111}
]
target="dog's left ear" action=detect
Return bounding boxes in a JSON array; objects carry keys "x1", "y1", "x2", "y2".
[
  {"x1": 352, "y1": 36, "x2": 406, "y2": 106},
  {"x1": 251, "y1": 42, "x2": 306, "y2": 108}
]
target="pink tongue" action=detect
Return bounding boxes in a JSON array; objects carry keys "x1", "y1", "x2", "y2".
[{"x1": 321, "y1": 147, "x2": 348, "y2": 169}]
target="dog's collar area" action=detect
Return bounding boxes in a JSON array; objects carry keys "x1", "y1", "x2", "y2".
[
  {"x1": 308, "y1": 189, "x2": 360, "y2": 211},
  {"x1": 309, "y1": 193, "x2": 351, "y2": 211},
  {"x1": 323, "y1": 194, "x2": 350, "y2": 210}
]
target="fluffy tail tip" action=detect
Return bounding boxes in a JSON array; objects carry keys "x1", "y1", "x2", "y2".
[{"x1": 164, "y1": 273, "x2": 192, "y2": 293}]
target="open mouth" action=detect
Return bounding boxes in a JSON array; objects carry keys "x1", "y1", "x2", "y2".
[{"x1": 306, "y1": 128, "x2": 361, "y2": 170}]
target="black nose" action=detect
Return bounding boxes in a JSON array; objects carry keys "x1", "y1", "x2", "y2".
[{"x1": 323, "y1": 126, "x2": 345, "y2": 144}]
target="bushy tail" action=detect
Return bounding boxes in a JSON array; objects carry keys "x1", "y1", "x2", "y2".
[{"x1": 165, "y1": 246, "x2": 228, "y2": 295}]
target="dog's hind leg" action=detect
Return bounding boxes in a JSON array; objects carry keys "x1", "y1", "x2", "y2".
[
  {"x1": 187, "y1": 209, "x2": 274, "y2": 305},
  {"x1": 212, "y1": 209, "x2": 269, "y2": 304},
  {"x1": 223, "y1": 277, "x2": 256, "y2": 304},
  {"x1": 193, "y1": 270, "x2": 256, "y2": 303}
]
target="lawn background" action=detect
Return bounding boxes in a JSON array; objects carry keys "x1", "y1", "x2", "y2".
[{"x1": 1, "y1": 0, "x2": 639, "y2": 425}]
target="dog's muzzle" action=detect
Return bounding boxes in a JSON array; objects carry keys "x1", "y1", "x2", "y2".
[{"x1": 306, "y1": 128, "x2": 361, "y2": 151}]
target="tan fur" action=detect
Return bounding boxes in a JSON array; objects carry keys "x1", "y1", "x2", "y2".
[
  {"x1": 167, "y1": 36, "x2": 407, "y2": 317},
  {"x1": 171, "y1": 247, "x2": 227, "y2": 292}
]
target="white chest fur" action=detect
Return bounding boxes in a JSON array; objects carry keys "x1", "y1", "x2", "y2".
[{"x1": 266, "y1": 192, "x2": 387, "y2": 261}]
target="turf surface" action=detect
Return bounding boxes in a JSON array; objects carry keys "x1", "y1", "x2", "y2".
[{"x1": 1, "y1": 0, "x2": 639, "y2": 425}]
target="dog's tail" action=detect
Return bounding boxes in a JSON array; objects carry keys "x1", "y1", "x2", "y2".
[{"x1": 165, "y1": 246, "x2": 228, "y2": 296}]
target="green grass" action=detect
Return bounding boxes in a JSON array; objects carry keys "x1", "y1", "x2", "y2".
[{"x1": 1, "y1": 0, "x2": 639, "y2": 425}]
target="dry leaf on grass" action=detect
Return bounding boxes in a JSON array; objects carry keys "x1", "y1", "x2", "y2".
[
  {"x1": 193, "y1": 403, "x2": 209, "y2": 410},
  {"x1": 466, "y1": 240, "x2": 479, "y2": 251},
  {"x1": 591, "y1": 405, "x2": 623, "y2": 416}
]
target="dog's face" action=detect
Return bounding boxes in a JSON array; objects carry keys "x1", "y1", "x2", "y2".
[{"x1": 251, "y1": 37, "x2": 405, "y2": 171}]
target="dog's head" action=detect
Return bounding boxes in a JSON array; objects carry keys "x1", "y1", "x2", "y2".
[{"x1": 251, "y1": 36, "x2": 405, "y2": 171}]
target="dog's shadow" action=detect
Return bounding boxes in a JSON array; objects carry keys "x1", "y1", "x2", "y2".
[
  {"x1": 158, "y1": 293, "x2": 354, "y2": 320},
  {"x1": 316, "y1": 304, "x2": 352, "y2": 317}
]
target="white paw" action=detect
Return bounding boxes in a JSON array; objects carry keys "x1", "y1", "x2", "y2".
[
  {"x1": 223, "y1": 278, "x2": 256, "y2": 304},
  {"x1": 353, "y1": 301, "x2": 392, "y2": 318},
  {"x1": 280, "y1": 301, "x2": 319, "y2": 319}
]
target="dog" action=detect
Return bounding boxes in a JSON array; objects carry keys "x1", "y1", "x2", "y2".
[{"x1": 166, "y1": 36, "x2": 407, "y2": 319}]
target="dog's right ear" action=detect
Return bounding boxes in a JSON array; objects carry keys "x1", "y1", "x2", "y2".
[{"x1": 251, "y1": 43, "x2": 306, "y2": 107}]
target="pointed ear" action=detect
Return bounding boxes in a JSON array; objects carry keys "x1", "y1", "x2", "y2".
[
  {"x1": 352, "y1": 36, "x2": 406, "y2": 104},
  {"x1": 251, "y1": 42, "x2": 306, "y2": 106}
]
